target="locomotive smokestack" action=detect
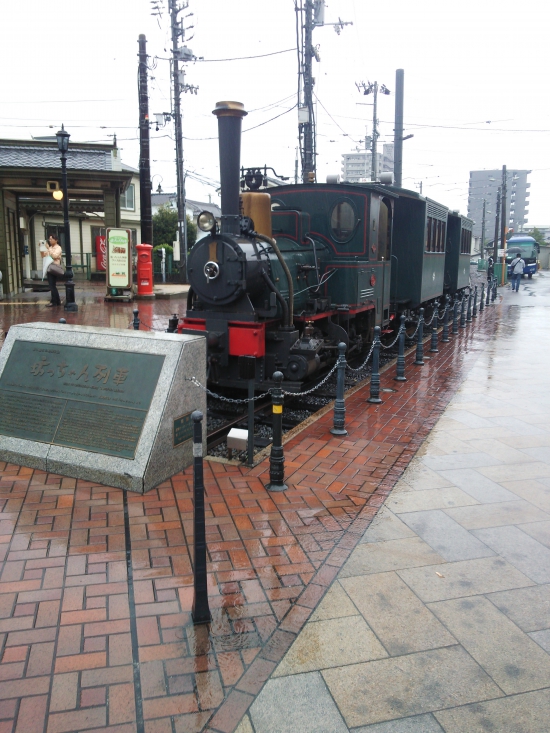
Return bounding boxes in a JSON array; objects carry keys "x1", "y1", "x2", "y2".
[{"x1": 212, "y1": 101, "x2": 248, "y2": 235}]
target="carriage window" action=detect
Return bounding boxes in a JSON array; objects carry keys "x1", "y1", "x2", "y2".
[
  {"x1": 427, "y1": 218, "x2": 446, "y2": 253},
  {"x1": 330, "y1": 200, "x2": 357, "y2": 242},
  {"x1": 460, "y1": 228, "x2": 472, "y2": 254},
  {"x1": 426, "y1": 217, "x2": 433, "y2": 252},
  {"x1": 378, "y1": 198, "x2": 391, "y2": 260}
]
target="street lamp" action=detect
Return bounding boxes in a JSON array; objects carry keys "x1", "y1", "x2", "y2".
[{"x1": 55, "y1": 125, "x2": 78, "y2": 312}]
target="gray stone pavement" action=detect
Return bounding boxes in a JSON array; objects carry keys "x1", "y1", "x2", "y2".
[{"x1": 235, "y1": 272, "x2": 550, "y2": 733}]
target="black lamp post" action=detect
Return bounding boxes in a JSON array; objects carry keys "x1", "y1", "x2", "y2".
[{"x1": 56, "y1": 125, "x2": 78, "y2": 312}]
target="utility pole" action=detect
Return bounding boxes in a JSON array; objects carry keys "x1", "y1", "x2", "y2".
[
  {"x1": 356, "y1": 81, "x2": 390, "y2": 181},
  {"x1": 393, "y1": 69, "x2": 404, "y2": 187},
  {"x1": 165, "y1": 0, "x2": 197, "y2": 281},
  {"x1": 371, "y1": 82, "x2": 378, "y2": 182},
  {"x1": 301, "y1": 0, "x2": 314, "y2": 183},
  {"x1": 500, "y1": 165, "x2": 507, "y2": 285},
  {"x1": 493, "y1": 187, "x2": 501, "y2": 265},
  {"x1": 297, "y1": 0, "x2": 351, "y2": 183},
  {"x1": 138, "y1": 35, "x2": 153, "y2": 246},
  {"x1": 480, "y1": 199, "x2": 486, "y2": 259},
  {"x1": 170, "y1": 0, "x2": 186, "y2": 280}
]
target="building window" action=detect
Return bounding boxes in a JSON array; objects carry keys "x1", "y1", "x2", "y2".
[
  {"x1": 120, "y1": 184, "x2": 135, "y2": 210},
  {"x1": 45, "y1": 224, "x2": 66, "y2": 252}
]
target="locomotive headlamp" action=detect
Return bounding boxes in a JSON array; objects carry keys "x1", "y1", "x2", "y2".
[{"x1": 198, "y1": 211, "x2": 216, "y2": 233}]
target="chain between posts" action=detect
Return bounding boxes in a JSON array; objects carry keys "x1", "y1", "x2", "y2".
[
  {"x1": 424, "y1": 308, "x2": 439, "y2": 326},
  {"x1": 184, "y1": 299, "x2": 455, "y2": 404},
  {"x1": 380, "y1": 325, "x2": 405, "y2": 350},
  {"x1": 345, "y1": 340, "x2": 376, "y2": 372},
  {"x1": 184, "y1": 376, "x2": 270, "y2": 403},
  {"x1": 282, "y1": 361, "x2": 339, "y2": 396},
  {"x1": 408, "y1": 317, "x2": 422, "y2": 340}
]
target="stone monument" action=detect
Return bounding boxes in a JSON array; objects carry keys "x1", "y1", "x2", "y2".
[{"x1": 0, "y1": 322, "x2": 206, "y2": 493}]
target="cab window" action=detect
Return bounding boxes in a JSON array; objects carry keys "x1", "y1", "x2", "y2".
[
  {"x1": 330, "y1": 200, "x2": 357, "y2": 242},
  {"x1": 378, "y1": 198, "x2": 392, "y2": 260}
]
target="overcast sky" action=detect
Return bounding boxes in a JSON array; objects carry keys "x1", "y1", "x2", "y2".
[{"x1": 2, "y1": 0, "x2": 549, "y2": 226}]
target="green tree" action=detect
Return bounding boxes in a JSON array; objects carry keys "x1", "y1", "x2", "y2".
[
  {"x1": 528, "y1": 227, "x2": 546, "y2": 248},
  {"x1": 152, "y1": 204, "x2": 197, "y2": 251}
]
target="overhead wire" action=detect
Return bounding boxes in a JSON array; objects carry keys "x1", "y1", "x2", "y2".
[{"x1": 197, "y1": 48, "x2": 296, "y2": 62}]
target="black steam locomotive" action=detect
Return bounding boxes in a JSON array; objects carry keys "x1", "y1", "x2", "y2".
[{"x1": 175, "y1": 101, "x2": 473, "y2": 391}]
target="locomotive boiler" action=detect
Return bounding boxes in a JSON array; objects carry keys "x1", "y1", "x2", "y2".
[{"x1": 178, "y1": 101, "x2": 397, "y2": 391}]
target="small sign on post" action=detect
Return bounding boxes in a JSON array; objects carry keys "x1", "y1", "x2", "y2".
[{"x1": 105, "y1": 228, "x2": 133, "y2": 302}]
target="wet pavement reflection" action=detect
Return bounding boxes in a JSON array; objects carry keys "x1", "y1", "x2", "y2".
[{"x1": 0, "y1": 273, "x2": 538, "y2": 732}]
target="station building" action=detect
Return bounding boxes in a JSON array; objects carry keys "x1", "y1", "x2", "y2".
[{"x1": 0, "y1": 137, "x2": 139, "y2": 297}]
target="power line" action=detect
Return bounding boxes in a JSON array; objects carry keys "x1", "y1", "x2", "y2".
[
  {"x1": 379, "y1": 120, "x2": 550, "y2": 133},
  {"x1": 2, "y1": 99, "x2": 127, "y2": 104},
  {"x1": 197, "y1": 47, "x2": 296, "y2": 62},
  {"x1": 243, "y1": 104, "x2": 297, "y2": 133},
  {"x1": 178, "y1": 104, "x2": 298, "y2": 141}
]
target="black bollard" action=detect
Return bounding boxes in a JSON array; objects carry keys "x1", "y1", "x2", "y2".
[
  {"x1": 480, "y1": 283, "x2": 485, "y2": 312},
  {"x1": 429, "y1": 303, "x2": 439, "y2": 353},
  {"x1": 414, "y1": 308, "x2": 425, "y2": 365},
  {"x1": 394, "y1": 315, "x2": 407, "y2": 381},
  {"x1": 132, "y1": 308, "x2": 140, "y2": 330},
  {"x1": 441, "y1": 296, "x2": 450, "y2": 343},
  {"x1": 59, "y1": 318, "x2": 67, "y2": 324},
  {"x1": 491, "y1": 278, "x2": 497, "y2": 302},
  {"x1": 486, "y1": 279, "x2": 491, "y2": 306},
  {"x1": 460, "y1": 294, "x2": 467, "y2": 328},
  {"x1": 367, "y1": 326, "x2": 383, "y2": 403},
  {"x1": 331, "y1": 343, "x2": 348, "y2": 436},
  {"x1": 267, "y1": 371, "x2": 288, "y2": 491},
  {"x1": 473, "y1": 286, "x2": 478, "y2": 318},
  {"x1": 452, "y1": 297, "x2": 459, "y2": 335},
  {"x1": 466, "y1": 291, "x2": 473, "y2": 323},
  {"x1": 166, "y1": 314, "x2": 179, "y2": 333},
  {"x1": 191, "y1": 411, "x2": 211, "y2": 625}
]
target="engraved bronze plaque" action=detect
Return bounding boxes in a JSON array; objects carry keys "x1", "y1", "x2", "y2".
[
  {"x1": 173, "y1": 412, "x2": 193, "y2": 447},
  {"x1": 0, "y1": 340, "x2": 165, "y2": 459}
]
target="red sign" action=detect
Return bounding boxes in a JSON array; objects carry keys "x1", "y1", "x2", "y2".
[{"x1": 95, "y1": 235, "x2": 106, "y2": 271}]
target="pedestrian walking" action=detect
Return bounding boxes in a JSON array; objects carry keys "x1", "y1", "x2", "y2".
[{"x1": 510, "y1": 252, "x2": 525, "y2": 292}]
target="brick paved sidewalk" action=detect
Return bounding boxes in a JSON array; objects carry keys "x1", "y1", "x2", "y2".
[{"x1": 0, "y1": 297, "x2": 500, "y2": 733}]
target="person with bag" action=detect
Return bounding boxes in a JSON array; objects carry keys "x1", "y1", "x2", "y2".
[
  {"x1": 510, "y1": 252, "x2": 525, "y2": 292},
  {"x1": 41, "y1": 234, "x2": 64, "y2": 307}
]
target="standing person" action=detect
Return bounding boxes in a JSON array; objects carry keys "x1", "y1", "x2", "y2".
[
  {"x1": 41, "y1": 234, "x2": 63, "y2": 307},
  {"x1": 487, "y1": 255, "x2": 494, "y2": 283},
  {"x1": 510, "y1": 252, "x2": 525, "y2": 292}
]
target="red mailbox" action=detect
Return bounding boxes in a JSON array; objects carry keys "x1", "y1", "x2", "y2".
[{"x1": 136, "y1": 243, "x2": 154, "y2": 297}]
